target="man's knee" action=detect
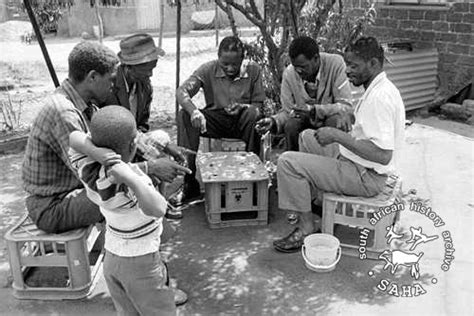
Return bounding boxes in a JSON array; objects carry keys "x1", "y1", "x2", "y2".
[
  {"x1": 277, "y1": 151, "x2": 297, "y2": 173},
  {"x1": 298, "y1": 129, "x2": 316, "y2": 151}
]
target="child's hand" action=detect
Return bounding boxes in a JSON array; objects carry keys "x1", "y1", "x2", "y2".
[{"x1": 95, "y1": 148, "x2": 122, "y2": 167}]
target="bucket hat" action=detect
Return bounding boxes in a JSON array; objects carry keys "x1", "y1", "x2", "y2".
[{"x1": 118, "y1": 33, "x2": 165, "y2": 65}]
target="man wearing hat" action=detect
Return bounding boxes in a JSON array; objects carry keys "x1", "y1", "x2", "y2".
[
  {"x1": 105, "y1": 33, "x2": 165, "y2": 133},
  {"x1": 105, "y1": 33, "x2": 188, "y2": 220}
]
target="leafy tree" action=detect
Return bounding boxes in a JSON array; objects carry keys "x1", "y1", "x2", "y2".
[{"x1": 213, "y1": 0, "x2": 375, "y2": 112}]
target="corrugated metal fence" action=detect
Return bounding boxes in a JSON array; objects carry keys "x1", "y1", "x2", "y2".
[{"x1": 351, "y1": 48, "x2": 439, "y2": 111}]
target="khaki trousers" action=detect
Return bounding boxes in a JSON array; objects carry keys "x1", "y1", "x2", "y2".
[
  {"x1": 277, "y1": 129, "x2": 387, "y2": 213},
  {"x1": 104, "y1": 251, "x2": 176, "y2": 316}
]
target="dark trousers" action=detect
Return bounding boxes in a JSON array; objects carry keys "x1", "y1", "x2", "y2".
[
  {"x1": 26, "y1": 188, "x2": 104, "y2": 234},
  {"x1": 177, "y1": 107, "x2": 261, "y2": 178},
  {"x1": 284, "y1": 116, "x2": 312, "y2": 151}
]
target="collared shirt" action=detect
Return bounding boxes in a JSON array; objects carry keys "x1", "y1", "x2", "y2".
[
  {"x1": 176, "y1": 59, "x2": 266, "y2": 110},
  {"x1": 121, "y1": 70, "x2": 138, "y2": 118},
  {"x1": 22, "y1": 79, "x2": 96, "y2": 196},
  {"x1": 274, "y1": 53, "x2": 353, "y2": 133},
  {"x1": 105, "y1": 65, "x2": 152, "y2": 132},
  {"x1": 70, "y1": 153, "x2": 165, "y2": 257},
  {"x1": 339, "y1": 72, "x2": 405, "y2": 175}
]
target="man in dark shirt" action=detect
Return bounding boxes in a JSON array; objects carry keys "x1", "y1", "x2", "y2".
[
  {"x1": 174, "y1": 36, "x2": 266, "y2": 205},
  {"x1": 104, "y1": 33, "x2": 165, "y2": 133}
]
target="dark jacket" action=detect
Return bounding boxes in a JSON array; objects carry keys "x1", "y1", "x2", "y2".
[{"x1": 104, "y1": 65, "x2": 153, "y2": 132}]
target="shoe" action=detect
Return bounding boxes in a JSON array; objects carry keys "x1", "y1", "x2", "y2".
[
  {"x1": 169, "y1": 178, "x2": 202, "y2": 207},
  {"x1": 165, "y1": 204, "x2": 183, "y2": 220},
  {"x1": 169, "y1": 278, "x2": 188, "y2": 306},
  {"x1": 273, "y1": 228, "x2": 306, "y2": 253},
  {"x1": 172, "y1": 288, "x2": 188, "y2": 306},
  {"x1": 273, "y1": 227, "x2": 320, "y2": 253}
]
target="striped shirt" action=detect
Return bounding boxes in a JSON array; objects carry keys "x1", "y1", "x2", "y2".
[
  {"x1": 70, "y1": 152, "x2": 164, "y2": 257},
  {"x1": 22, "y1": 79, "x2": 97, "y2": 196}
]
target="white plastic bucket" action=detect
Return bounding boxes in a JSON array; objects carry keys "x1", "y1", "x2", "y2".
[{"x1": 302, "y1": 233, "x2": 341, "y2": 272}]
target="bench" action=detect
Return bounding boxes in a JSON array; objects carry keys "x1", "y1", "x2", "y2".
[{"x1": 4, "y1": 213, "x2": 104, "y2": 300}]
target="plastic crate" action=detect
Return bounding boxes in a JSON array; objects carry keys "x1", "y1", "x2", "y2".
[
  {"x1": 4, "y1": 213, "x2": 104, "y2": 300},
  {"x1": 322, "y1": 175, "x2": 402, "y2": 259},
  {"x1": 197, "y1": 152, "x2": 269, "y2": 229},
  {"x1": 201, "y1": 137, "x2": 246, "y2": 153}
]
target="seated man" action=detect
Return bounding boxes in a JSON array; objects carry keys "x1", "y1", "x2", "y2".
[
  {"x1": 104, "y1": 33, "x2": 164, "y2": 133},
  {"x1": 255, "y1": 36, "x2": 353, "y2": 151},
  {"x1": 22, "y1": 41, "x2": 189, "y2": 234},
  {"x1": 273, "y1": 37, "x2": 405, "y2": 253},
  {"x1": 22, "y1": 42, "x2": 118, "y2": 234},
  {"x1": 174, "y1": 36, "x2": 266, "y2": 205}
]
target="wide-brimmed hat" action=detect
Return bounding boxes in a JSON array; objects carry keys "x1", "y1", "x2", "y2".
[{"x1": 118, "y1": 33, "x2": 165, "y2": 65}]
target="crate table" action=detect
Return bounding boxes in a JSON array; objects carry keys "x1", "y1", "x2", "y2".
[
  {"x1": 197, "y1": 151, "x2": 269, "y2": 229},
  {"x1": 322, "y1": 175, "x2": 402, "y2": 259},
  {"x1": 4, "y1": 213, "x2": 104, "y2": 300},
  {"x1": 201, "y1": 137, "x2": 246, "y2": 153}
]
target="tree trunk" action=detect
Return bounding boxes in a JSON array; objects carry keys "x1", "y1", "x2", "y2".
[
  {"x1": 224, "y1": 2, "x2": 238, "y2": 37},
  {"x1": 95, "y1": 5, "x2": 104, "y2": 43}
]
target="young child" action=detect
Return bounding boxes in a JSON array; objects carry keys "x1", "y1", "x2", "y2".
[{"x1": 69, "y1": 106, "x2": 177, "y2": 316}]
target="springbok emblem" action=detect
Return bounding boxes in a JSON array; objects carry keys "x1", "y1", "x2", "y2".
[{"x1": 379, "y1": 250, "x2": 424, "y2": 280}]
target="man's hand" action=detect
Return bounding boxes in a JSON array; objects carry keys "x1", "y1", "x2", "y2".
[
  {"x1": 147, "y1": 157, "x2": 192, "y2": 183},
  {"x1": 163, "y1": 143, "x2": 186, "y2": 165},
  {"x1": 190, "y1": 109, "x2": 207, "y2": 133},
  {"x1": 325, "y1": 113, "x2": 355, "y2": 133},
  {"x1": 290, "y1": 104, "x2": 315, "y2": 120},
  {"x1": 255, "y1": 117, "x2": 275, "y2": 134},
  {"x1": 314, "y1": 127, "x2": 345, "y2": 146},
  {"x1": 225, "y1": 103, "x2": 249, "y2": 116}
]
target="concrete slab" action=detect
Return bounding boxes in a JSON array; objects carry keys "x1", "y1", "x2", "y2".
[{"x1": 0, "y1": 123, "x2": 472, "y2": 315}]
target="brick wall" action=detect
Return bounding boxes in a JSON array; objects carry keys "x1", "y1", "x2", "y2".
[{"x1": 346, "y1": 0, "x2": 473, "y2": 96}]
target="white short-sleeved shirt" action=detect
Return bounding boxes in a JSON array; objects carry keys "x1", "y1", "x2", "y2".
[{"x1": 339, "y1": 72, "x2": 405, "y2": 175}]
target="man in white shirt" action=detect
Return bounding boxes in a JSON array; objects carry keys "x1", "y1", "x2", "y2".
[{"x1": 273, "y1": 37, "x2": 405, "y2": 253}]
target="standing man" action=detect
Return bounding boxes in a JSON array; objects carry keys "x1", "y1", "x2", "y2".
[
  {"x1": 105, "y1": 33, "x2": 164, "y2": 133},
  {"x1": 256, "y1": 36, "x2": 353, "y2": 151},
  {"x1": 273, "y1": 37, "x2": 405, "y2": 252},
  {"x1": 174, "y1": 36, "x2": 266, "y2": 205}
]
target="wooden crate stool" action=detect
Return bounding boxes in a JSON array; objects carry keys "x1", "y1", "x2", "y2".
[
  {"x1": 197, "y1": 152, "x2": 269, "y2": 229},
  {"x1": 4, "y1": 213, "x2": 104, "y2": 300},
  {"x1": 322, "y1": 175, "x2": 402, "y2": 259}
]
